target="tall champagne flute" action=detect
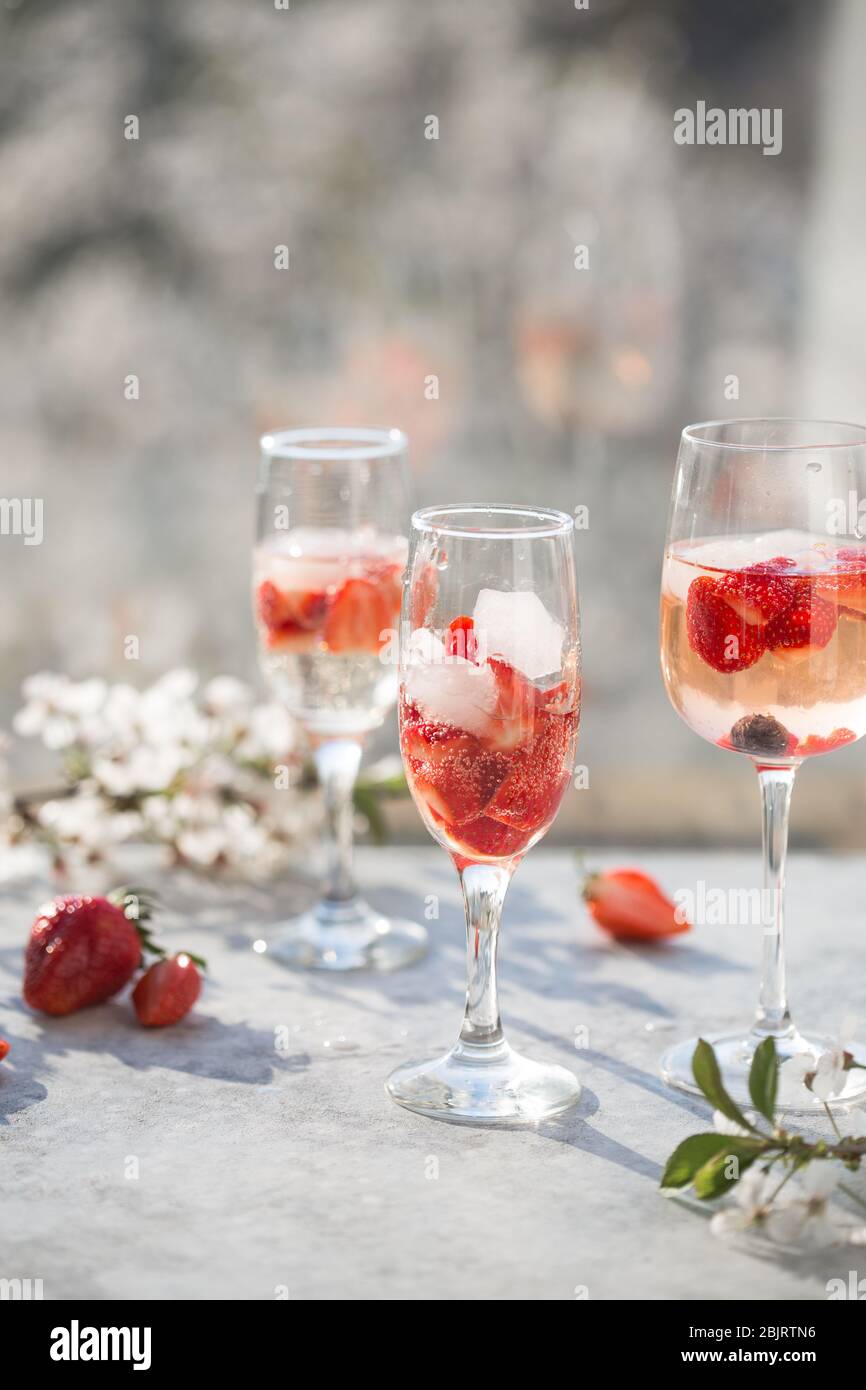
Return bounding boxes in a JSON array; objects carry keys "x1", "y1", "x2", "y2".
[
  {"x1": 386, "y1": 504, "x2": 581, "y2": 1123},
  {"x1": 660, "y1": 418, "x2": 866, "y2": 1108},
  {"x1": 253, "y1": 427, "x2": 427, "y2": 971}
]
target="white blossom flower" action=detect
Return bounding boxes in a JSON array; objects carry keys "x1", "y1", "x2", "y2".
[
  {"x1": 837, "y1": 1107, "x2": 866, "y2": 1138},
  {"x1": 764, "y1": 1166, "x2": 843, "y2": 1249},
  {"x1": 234, "y1": 702, "x2": 297, "y2": 763},
  {"x1": 14, "y1": 673, "x2": 87, "y2": 748},
  {"x1": 6, "y1": 668, "x2": 326, "y2": 877},
  {"x1": 38, "y1": 792, "x2": 142, "y2": 852},
  {"x1": 202, "y1": 676, "x2": 254, "y2": 716},
  {"x1": 710, "y1": 1167, "x2": 775, "y2": 1239}
]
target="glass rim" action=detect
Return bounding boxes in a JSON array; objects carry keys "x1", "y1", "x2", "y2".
[
  {"x1": 682, "y1": 417, "x2": 866, "y2": 453},
  {"x1": 260, "y1": 426, "x2": 408, "y2": 461},
  {"x1": 411, "y1": 502, "x2": 574, "y2": 539}
]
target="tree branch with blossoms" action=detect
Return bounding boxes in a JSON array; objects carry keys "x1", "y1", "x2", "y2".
[
  {"x1": 661, "y1": 1036, "x2": 866, "y2": 1249},
  {"x1": 0, "y1": 670, "x2": 406, "y2": 877}
]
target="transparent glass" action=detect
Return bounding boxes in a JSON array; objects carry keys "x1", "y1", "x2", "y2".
[
  {"x1": 659, "y1": 418, "x2": 866, "y2": 1109},
  {"x1": 252, "y1": 427, "x2": 427, "y2": 971},
  {"x1": 386, "y1": 504, "x2": 582, "y2": 1123}
]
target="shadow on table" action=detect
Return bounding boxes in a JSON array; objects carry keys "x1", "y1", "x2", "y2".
[{"x1": 0, "y1": 998, "x2": 294, "y2": 1126}]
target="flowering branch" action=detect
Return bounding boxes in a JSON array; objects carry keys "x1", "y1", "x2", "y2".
[
  {"x1": 661, "y1": 1038, "x2": 866, "y2": 1247},
  {"x1": 2, "y1": 670, "x2": 407, "y2": 876}
]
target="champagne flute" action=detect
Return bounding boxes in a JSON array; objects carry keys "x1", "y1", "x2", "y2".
[
  {"x1": 253, "y1": 427, "x2": 427, "y2": 971},
  {"x1": 386, "y1": 504, "x2": 581, "y2": 1123},
  {"x1": 660, "y1": 418, "x2": 866, "y2": 1108}
]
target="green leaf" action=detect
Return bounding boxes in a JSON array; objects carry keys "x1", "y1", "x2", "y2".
[
  {"x1": 748, "y1": 1037, "x2": 778, "y2": 1124},
  {"x1": 660, "y1": 1133, "x2": 731, "y2": 1189},
  {"x1": 693, "y1": 1139, "x2": 764, "y2": 1200},
  {"x1": 692, "y1": 1038, "x2": 752, "y2": 1131}
]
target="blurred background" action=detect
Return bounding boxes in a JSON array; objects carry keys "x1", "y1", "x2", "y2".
[{"x1": 2, "y1": 0, "x2": 866, "y2": 848}]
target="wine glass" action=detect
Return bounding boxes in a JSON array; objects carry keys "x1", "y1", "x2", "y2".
[
  {"x1": 386, "y1": 504, "x2": 581, "y2": 1123},
  {"x1": 660, "y1": 418, "x2": 866, "y2": 1108},
  {"x1": 253, "y1": 427, "x2": 427, "y2": 971}
]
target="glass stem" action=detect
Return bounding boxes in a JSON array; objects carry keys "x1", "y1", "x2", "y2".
[
  {"x1": 752, "y1": 764, "x2": 797, "y2": 1040},
  {"x1": 456, "y1": 862, "x2": 512, "y2": 1052},
  {"x1": 312, "y1": 739, "x2": 362, "y2": 906}
]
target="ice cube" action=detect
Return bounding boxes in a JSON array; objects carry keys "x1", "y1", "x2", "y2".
[
  {"x1": 405, "y1": 627, "x2": 446, "y2": 666},
  {"x1": 473, "y1": 589, "x2": 564, "y2": 679},
  {"x1": 404, "y1": 656, "x2": 497, "y2": 736}
]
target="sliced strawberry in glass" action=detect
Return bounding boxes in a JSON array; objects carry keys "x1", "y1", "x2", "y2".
[
  {"x1": 447, "y1": 814, "x2": 531, "y2": 861},
  {"x1": 257, "y1": 580, "x2": 294, "y2": 632},
  {"x1": 796, "y1": 727, "x2": 856, "y2": 756},
  {"x1": 324, "y1": 578, "x2": 392, "y2": 654},
  {"x1": 480, "y1": 657, "x2": 537, "y2": 750},
  {"x1": 445, "y1": 615, "x2": 478, "y2": 662},
  {"x1": 765, "y1": 588, "x2": 837, "y2": 661},
  {"x1": 686, "y1": 576, "x2": 765, "y2": 672},
  {"x1": 486, "y1": 710, "x2": 572, "y2": 830}
]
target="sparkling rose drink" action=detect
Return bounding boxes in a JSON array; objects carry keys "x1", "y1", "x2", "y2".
[
  {"x1": 252, "y1": 428, "x2": 426, "y2": 973},
  {"x1": 661, "y1": 530, "x2": 866, "y2": 760},
  {"x1": 387, "y1": 505, "x2": 582, "y2": 1124},
  {"x1": 400, "y1": 619, "x2": 578, "y2": 863},
  {"x1": 254, "y1": 526, "x2": 407, "y2": 736},
  {"x1": 658, "y1": 419, "x2": 866, "y2": 1112}
]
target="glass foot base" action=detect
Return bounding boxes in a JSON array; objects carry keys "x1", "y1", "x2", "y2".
[
  {"x1": 386, "y1": 1040, "x2": 581, "y2": 1125},
  {"x1": 260, "y1": 898, "x2": 428, "y2": 972},
  {"x1": 661, "y1": 1031, "x2": 866, "y2": 1114}
]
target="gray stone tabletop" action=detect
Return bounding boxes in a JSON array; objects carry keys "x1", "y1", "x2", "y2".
[{"x1": 2, "y1": 846, "x2": 865, "y2": 1302}]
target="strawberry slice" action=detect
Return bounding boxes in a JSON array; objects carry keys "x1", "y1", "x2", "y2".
[
  {"x1": 718, "y1": 565, "x2": 800, "y2": 625},
  {"x1": 764, "y1": 590, "x2": 837, "y2": 661},
  {"x1": 481, "y1": 657, "x2": 537, "y2": 750},
  {"x1": 256, "y1": 580, "x2": 295, "y2": 631},
  {"x1": 815, "y1": 552, "x2": 866, "y2": 614},
  {"x1": 404, "y1": 722, "x2": 507, "y2": 824},
  {"x1": 486, "y1": 710, "x2": 573, "y2": 830},
  {"x1": 324, "y1": 578, "x2": 392, "y2": 654},
  {"x1": 445, "y1": 615, "x2": 478, "y2": 662},
  {"x1": 448, "y1": 814, "x2": 531, "y2": 861},
  {"x1": 583, "y1": 868, "x2": 690, "y2": 942},
  {"x1": 796, "y1": 728, "x2": 857, "y2": 757},
  {"x1": 363, "y1": 559, "x2": 403, "y2": 621},
  {"x1": 257, "y1": 581, "x2": 329, "y2": 650},
  {"x1": 686, "y1": 577, "x2": 765, "y2": 673}
]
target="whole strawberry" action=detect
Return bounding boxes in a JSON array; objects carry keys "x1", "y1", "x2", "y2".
[
  {"x1": 0, "y1": 1038, "x2": 10, "y2": 1062},
  {"x1": 23, "y1": 888, "x2": 158, "y2": 1017},
  {"x1": 583, "y1": 867, "x2": 691, "y2": 942},
  {"x1": 132, "y1": 953, "x2": 204, "y2": 1028}
]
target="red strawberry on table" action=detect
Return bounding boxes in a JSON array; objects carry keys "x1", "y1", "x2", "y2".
[
  {"x1": 132, "y1": 953, "x2": 204, "y2": 1028},
  {"x1": 0, "y1": 1038, "x2": 10, "y2": 1062},
  {"x1": 686, "y1": 577, "x2": 765, "y2": 673},
  {"x1": 583, "y1": 867, "x2": 690, "y2": 942},
  {"x1": 23, "y1": 889, "x2": 159, "y2": 1016},
  {"x1": 324, "y1": 577, "x2": 391, "y2": 653}
]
